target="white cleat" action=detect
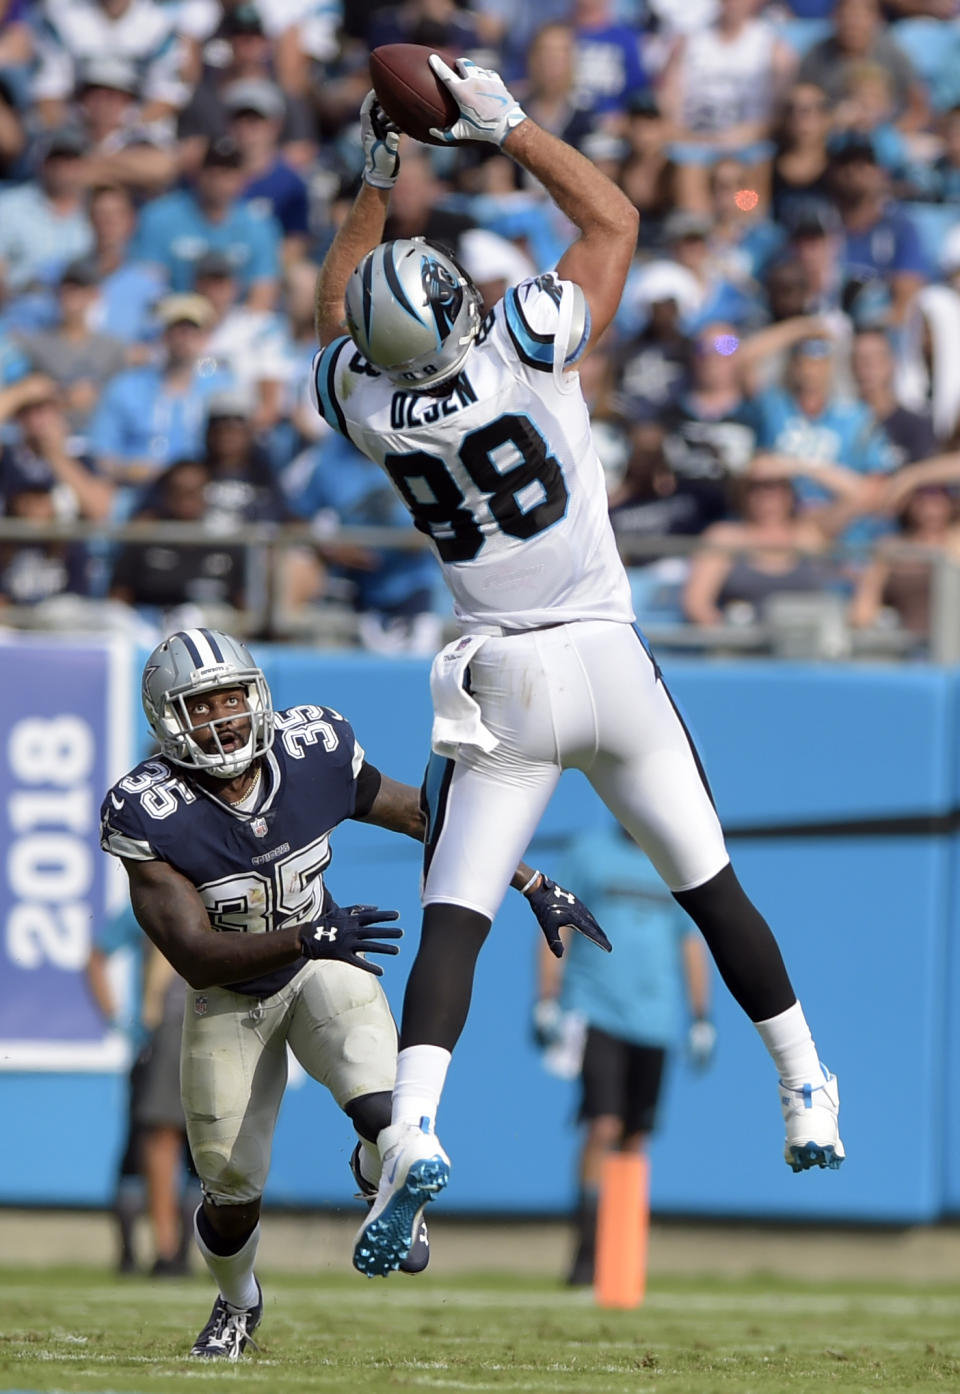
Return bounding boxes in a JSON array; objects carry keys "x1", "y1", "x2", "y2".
[
  {"x1": 780, "y1": 1064, "x2": 846, "y2": 1173},
  {"x1": 352, "y1": 1120, "x2": 450, "y2": 1278}
]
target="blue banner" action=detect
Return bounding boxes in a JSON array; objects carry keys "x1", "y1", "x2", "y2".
[{"x1": 0, "y1": 637, "x2": 133, "y2": 1069}]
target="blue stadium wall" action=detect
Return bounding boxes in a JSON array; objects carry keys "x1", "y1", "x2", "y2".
[{"x1": 1, "y1": 635, "x2": 958, "y2": 1224}]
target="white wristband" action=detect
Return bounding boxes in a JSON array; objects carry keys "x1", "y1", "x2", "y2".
[{"x1": 520, "y1": 869, "x2": 541, "y2": 896}]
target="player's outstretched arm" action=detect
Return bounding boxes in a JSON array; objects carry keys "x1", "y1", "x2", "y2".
[
  {"x1": 428, "y1": 56, "x2": 638, "y2": 352},
  {"x1": 314, "y1": 93, "x2": 399, "y2": 345},
  {"x1": 123, "y1": 857, "x2": 308, "y2": 990}
]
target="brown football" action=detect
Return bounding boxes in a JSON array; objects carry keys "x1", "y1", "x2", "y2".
[{"x1": 370, "y1": 43, "x2": 461, "y2": 147}]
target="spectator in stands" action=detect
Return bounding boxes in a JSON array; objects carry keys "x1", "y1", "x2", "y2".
[
  {"x1": 0, "y1": 477, "x2": 90, "y2": 607},
  {"x1": 897, "y1": 260, "x2": 960, "y2": 445},
  {"x1": 13, "y1": 257, "x2": 128, "y2": 438},
  {"x1": 283, "y1": 433, "x2": 442, "y2": 654},
  {"x1": 829, "y1": 135, "x2": 927, "y2": 323},
  {"x1": 108, "y1": 456, "x2": 246, "y2": 614},
  {"x1": 132, "y1": 136, "x2": 282, "y2": 310},
  {"x1": 614, "y1": 263, "x2": 694, "y2": 416},
  {"x1": 708, "y1": 156, "x2": 784, "y2": 287},
  {"x1": 832, "y1": 61, "x2": 908, "y2": 177},
  {"x1": 682, "y1": 455, "x2": 865, "y2": 626},
  {"x1": 516, "y1": 22, "x2": 596, "y2": 151},
  {"x1": 0, "y1": 373, "x2": 113, "y2": 521},
  {"x1": 850, "y1": 478, "x2": 960, "y2": 638},
  {"x1": 852, "y1": 325, "x2": 936, "y2": 470},
  {"x1": 31, "y1": 0, "x2": 189, "y2": 131},
  {"x1": 89, "y1": 293, "x2": 233, "y2": 491},
  {"x1": 660, "y1": 322, "x2": 757, "y2": 530},
  {"x1": 225, "y1": 79, "x2": 310, "y2": 256},
  {"x1": 907, "y1": 103, "x2": 960, "y2": 203},
  {"x1": 797, "y1": 0, "x2": 928, "y2": 132},
  {"x1": 657, "y1": 0, "x2": 794, "y2": 212},
  {"x1": 608, "y1": 410, "x2": 717, "y2": 542},
  {"x1": 748, "y1": 338, "x2": 891, "y2": 506},
  {"x1": 72, "y1": 55, "x2": 180, "y2": 196},
  {"x1": 0, "y1": 129, "x2": 93, "y2": 294},
  {"x1": 177, "y1": 0, "x2": 319, "y2": 98},
  {"x1": 784, "y1": 201, "x2": 845, "y2": 314},
  {"x1": 193, "y1": 250, "x2": 292, "y2": 430},
  {"x1": 658, "y1": 209, "x2": 761, "y2": 332},
  {"x1": 383, "y1": 146, "x2": 476, "y2": 255},
  {"x1": 571, "y1": 0, "x2": 649, "y2": 122},
  {"x1": 0, "y1": 0, "x2": 32, "y2": 75},
  {"x1": 367, "y1": 0, "x2": 485, "y2": 54},
  {"x1": 202, "y1": 389, "x2": 290, "y2": 527},
  {"x1": 178, "y1": 3, "x2": 316, "y2": 168},
  {"x1": 618, "y1": 91, "x2": 672, "y2": 235},
  {"x1": 0, "y1": 72, "x2": 26, "y2": 181},
  {"x1": 771, "y1": 83, "x2": 834, "y2": 226},
  {"x1": 86, "y1": 183, "x2": 166, "y2": 344}
]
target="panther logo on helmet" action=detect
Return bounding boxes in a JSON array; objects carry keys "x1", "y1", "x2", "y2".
[{"x1": 420, "y1": 255, "x2": 464, "y2": 342}]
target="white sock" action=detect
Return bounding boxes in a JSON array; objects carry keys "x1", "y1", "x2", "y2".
[
  {"x1": 754, "y1": 1000, "x2": 823, "y2": 1089},
  {"x1": 358, "y1": 1137, "x2": 381, "y2": 1187},
  {"x1": 193, "y1": 1209, "x2": 260, "y2": 1311},
  {"x1": 390, "y1": 1044, "x2": 452, "y2": 1129}
]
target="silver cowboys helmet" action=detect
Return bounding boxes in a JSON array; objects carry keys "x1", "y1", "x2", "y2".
[
  {"x1": 141, "y1": 628, "x2": 274, "y2": 779},
  {"x1": 344, "y1": 238, "x2": 482, "y2": 387}
]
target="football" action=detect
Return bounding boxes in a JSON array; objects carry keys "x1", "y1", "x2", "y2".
[{"x1": 370, "y1": 43, "x2": 461, "y2": 147}]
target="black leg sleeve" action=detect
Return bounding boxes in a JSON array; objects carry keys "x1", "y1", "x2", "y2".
[
  {"x1": 399, "y1": 903, "x2": 492, "y2": 1051},
  {"x1": 673, "y1": 863, "x2": 797, "y2": 1023}
]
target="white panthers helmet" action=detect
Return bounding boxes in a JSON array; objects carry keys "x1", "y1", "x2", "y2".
[
  {"x1": 141, "y1": 628, "x2": 274, "y2": 779},
  {"x1": 344, "y1": 238, "x2": 482, "y2": 387}
]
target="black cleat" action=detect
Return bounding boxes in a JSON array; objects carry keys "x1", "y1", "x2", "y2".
[
  {"x1": 350, "y1": 1141, "x2": 430, "y2": 1275},
  {"x1": 189, "y1": 1279, "x2": 263, "y2": 1360}
]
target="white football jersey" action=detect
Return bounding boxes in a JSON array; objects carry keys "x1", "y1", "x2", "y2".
[{"x1": 310, "y1": 273, "x2": 634, "y2": 630}]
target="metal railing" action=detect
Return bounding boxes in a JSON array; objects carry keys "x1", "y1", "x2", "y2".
[{"x1": 0, "y1": 517, "x2": 957, "y2": 661}]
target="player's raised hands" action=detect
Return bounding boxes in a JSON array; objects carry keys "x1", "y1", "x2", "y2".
[
  {"x1": 525, "y1": 874, "x2": 612, "y2": 959},
  {"x1": 299, "y1": 904, "x2": 403, "y2": 975},
  {"x1": 427, "y1": 55, "x2": 527, "y2": 146},
  {"x1": 360, "y1": 90, "x2": 401, "y2": 188}
]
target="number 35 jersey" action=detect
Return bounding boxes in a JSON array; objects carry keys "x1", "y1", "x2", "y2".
[
  {"x1": 99, "y1": 705, "x2": 366, "y2": 997},
  {"x1": 311, "y1": 273, "x2": 634, "y2": 630}
]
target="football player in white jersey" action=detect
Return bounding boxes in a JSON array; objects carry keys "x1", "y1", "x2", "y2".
[
  {"x1": 101, "y1": 628, "x2": 609, "y2": 1357},
  {"x1": 312, "y1": 63, "x2": 845, "y2": 1280}
]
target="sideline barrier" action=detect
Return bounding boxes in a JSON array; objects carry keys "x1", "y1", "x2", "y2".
[{"x1": 0, "y1": 638, "x2": 957, "y2": 1222}]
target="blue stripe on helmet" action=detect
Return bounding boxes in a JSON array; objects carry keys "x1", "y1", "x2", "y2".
[
  {"x1": 175, "y1": 630, "x2": 204, "y2": 666},
  {"x1": 200, "y1": 628, "x2": 224, "y2": 662}
]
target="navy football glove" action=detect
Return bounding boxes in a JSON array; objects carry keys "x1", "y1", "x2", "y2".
[
  {"x1": 298, "y1": 904, "x2": 402, "y2": 976},
  {"x1": 525, "y1": 874, "x2": 612, "y2": 958}
]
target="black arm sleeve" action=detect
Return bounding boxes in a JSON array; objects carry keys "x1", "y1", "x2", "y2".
[{"x1": 353, "y1": 761, "x2": 383, "y2": 820}]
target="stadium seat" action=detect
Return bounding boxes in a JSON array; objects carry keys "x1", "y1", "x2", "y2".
[
  {"x1": 901, "y1": 202, "x2": 960, "y2": 272},
  {"x1": 892, "y1": 18, "x2": 960, "y2": 111},
  {"x1": 773, "y1": 17, "x2": 832, "y2": 58}
]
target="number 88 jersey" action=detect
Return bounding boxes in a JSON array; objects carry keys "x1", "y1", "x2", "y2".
[{"x1": 311, "y1": 273, "x2": 634, "y2": 631}]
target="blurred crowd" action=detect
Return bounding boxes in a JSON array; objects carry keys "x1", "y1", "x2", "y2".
[{"x1": 4, "y1": 1, "x2": 960, "y2": 653}]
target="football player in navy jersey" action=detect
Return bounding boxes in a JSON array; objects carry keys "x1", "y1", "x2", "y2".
[
  {"x1": 101, "y1": 627, "x2": 607, "y2": 1358},
  {"x1": 312, "y1": 63, "x2": 844, "y2": 1282}
]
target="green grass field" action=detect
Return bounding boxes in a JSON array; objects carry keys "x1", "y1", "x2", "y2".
[{"x1": 3, "y1": 1267, "x2": 960, "y2": 1394}]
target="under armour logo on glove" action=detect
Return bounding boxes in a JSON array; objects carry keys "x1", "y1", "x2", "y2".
[
  {"x1": 525, "y1": 874, "x2": 612, "y2": 959},
  {"x1": 298, "y1": 904, "x2": 402, "y2": 975}
]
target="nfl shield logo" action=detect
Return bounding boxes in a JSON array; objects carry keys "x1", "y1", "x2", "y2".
[
  {"x1": 251, "y1": 816, "x2": 268, "y2": 838},
  {"x1": 194, "y1": 996, "x2": 208, "y2": 1017}
]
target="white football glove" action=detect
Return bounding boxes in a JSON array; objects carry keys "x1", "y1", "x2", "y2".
[
  {"x1": 687, "y1": 1018, "x2": 717, "y2": 1071},
  {"x1": 360, "y1": 90, "x2": 401, "y2": 188},
  {"x1": 428, "y1": 54, "x2": 527, "y2": 146}
]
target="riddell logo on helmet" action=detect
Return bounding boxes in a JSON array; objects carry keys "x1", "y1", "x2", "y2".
[{"x1": 190, "y1": 663, "x2": 231, "y2": 681}]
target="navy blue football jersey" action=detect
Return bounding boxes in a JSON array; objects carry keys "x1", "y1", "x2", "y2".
[{"x1": 100, "y1": 705, "x2": 366, "y2": 997}]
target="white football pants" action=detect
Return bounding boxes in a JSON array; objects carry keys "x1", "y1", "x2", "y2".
[{"x1": 422, "y1": 619, "x2": 729, "y2": 921}]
